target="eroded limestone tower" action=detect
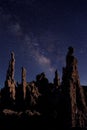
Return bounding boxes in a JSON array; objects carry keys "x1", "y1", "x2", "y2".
[
  {"x1": 5, "y1": 52, "x2": 16, "y2": 100},
  {"x1": 21, "y1": 67, "x2": 27, "y2": 99},
  {"x1": 62, "y1": 47, "x2": 87, "y2": 127}
]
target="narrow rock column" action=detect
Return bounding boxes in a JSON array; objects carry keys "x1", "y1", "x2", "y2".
[
  {"x1": 5, "y1": 52, "x2": 16, "y2": 100},
  {"x1": 21, "y1": 67, "x2": 27, "y2": 99},
  {"x1": 62, "y1": 47, "x2": 87, "y2": 127}
]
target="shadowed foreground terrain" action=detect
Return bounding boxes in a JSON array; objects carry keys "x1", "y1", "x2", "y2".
[{"x1": 0, "y1": 47, "x2": 87, "y2": 129}]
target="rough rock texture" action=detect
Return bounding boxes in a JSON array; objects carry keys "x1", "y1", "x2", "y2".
[
  {"x1": 5, "y1": 52, "x2": 16, "y2": 100},
  {"x1": 2, "y1": 109, "x2": 41, "y2": 117},
  {"x1": 26, "y1": 81, "x2": 40, "y2": 107},
  {"x1": 0, "y1": 48, "x2": 87, "y2": 128},
  {"x1": 62, "y1": 47, "x2": 87, "y2": 127},
  {"x1": 3, "y1": 109, "x2": 18, "y2": 115},
  {"x1": 21, "y1": 67, "x2": 27, "y2": 99}
]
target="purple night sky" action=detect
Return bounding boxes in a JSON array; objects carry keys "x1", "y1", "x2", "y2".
[{"x1": 0, "y1": 0, "x2": 87, "y2": 87}]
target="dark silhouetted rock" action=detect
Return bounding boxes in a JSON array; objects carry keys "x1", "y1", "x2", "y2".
[
  {"x1": 62, "y1": 46, "x2": 87, "y2": 127},
  {"x1": 0, "y1": 47, "x2": 87, "y2": 128},
  {"x1": 1, "y1": 52, "x2": 16, "y2": 109},
  {"x1": 53, "y1": 70, "x2": 60, "y2": 88},
  {"x1": 26, "y1": 81, "x2": 40, "y2": 109}
]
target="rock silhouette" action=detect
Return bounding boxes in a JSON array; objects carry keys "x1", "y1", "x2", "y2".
[
  {"x1": 0, "y1": 47, "x2": 87, "y2": 128},
  {"x1": 53, "y1": 70, "x2": 60, "y2": 88},
  {"x1": 62, "y1": 47, "x2": 87, "y2": 127}
]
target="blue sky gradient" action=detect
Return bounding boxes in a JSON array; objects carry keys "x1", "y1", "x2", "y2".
[{"x1": 0, "y1": 0, "x2": 87, "y2": 87}]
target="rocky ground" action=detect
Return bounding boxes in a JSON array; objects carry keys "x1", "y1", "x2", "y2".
[{"x1": 0, "y1": 109, "x2": 59, "y2": 129}]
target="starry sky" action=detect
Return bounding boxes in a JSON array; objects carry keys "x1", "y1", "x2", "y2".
[{"x1": 0, "y1": 0, "x2": 87, "y2": 87}]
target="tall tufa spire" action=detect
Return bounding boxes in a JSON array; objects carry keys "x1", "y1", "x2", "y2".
[
  {"x1": 21, "y1": 67, "x2": 27, "y2": 99},
  {"x1": 5, "y1": 51, "x2": 16, "y2": 100},
  {"x1": 6, "y1": 51, "x2": 15, "y2": 81},
  {"x1": 62, "y1": 46, "x2": 87, "y2": 127}
]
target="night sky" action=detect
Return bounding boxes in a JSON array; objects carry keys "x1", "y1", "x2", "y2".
[{"x1": 0, "y1": 0, "x2": 87, "y2": 87}]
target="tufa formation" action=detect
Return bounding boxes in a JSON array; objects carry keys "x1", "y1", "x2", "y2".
[
  {"x1": 5, "y1": 52, "x2": 16, "y2": 100},
  {"x1": 62, "y1": 47, "x2": 87, "y2": 127},
  {"x1": 0, "y1": 47, "x2": 87, "y2": 128}
]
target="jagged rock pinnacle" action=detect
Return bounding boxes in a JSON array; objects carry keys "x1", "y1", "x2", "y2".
[
  {"x1": 21, "y1": 67, "x2": 27, "y2": 99},
  {"x1": 62, "y1": 47, "x2": 87, "y2": 127},
  {"x1": 5, "y1": 51, "x2": 16, "y2": 100}
]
